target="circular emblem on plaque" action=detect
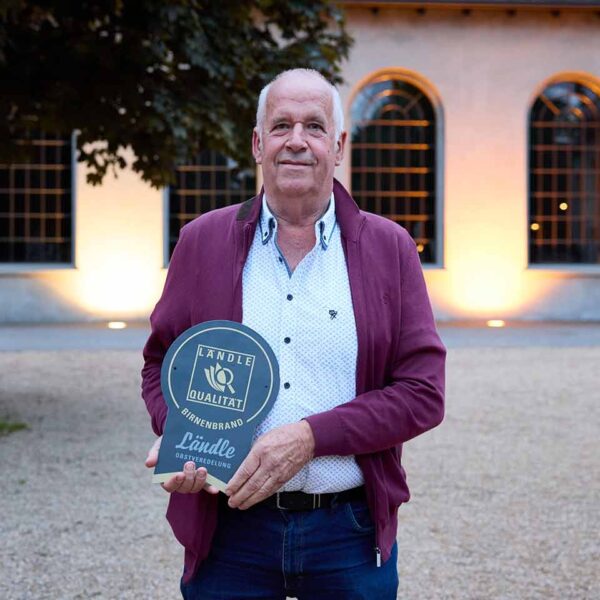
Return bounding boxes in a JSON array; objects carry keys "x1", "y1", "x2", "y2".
[{"x1": 162, "y1": 320, "x2": 279, "y2": 427}]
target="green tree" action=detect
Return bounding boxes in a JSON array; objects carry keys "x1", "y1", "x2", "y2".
[{"x1": 0, "y1": 1, "x2": 351, "y2": 187}]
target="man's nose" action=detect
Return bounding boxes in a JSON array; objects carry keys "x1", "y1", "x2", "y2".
[{"x1": 285, "y1": 123, "x2": 308, "y2": 151}]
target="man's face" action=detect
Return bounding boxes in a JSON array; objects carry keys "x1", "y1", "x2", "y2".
[{"x1": 252, "y1": 74, "x2": 346, "y2": 201}]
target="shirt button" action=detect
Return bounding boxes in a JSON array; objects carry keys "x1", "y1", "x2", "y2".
[
  {"x1": 284, "y1": 337, "x2": 291, "y2": 344},
  {"x1": 278, "y1": 257, "x2": 283, "y2": 263},
  {"x1": 283, "y1": 382, "x2": 290, "y2": 389},
  {"x1": 287, "y1": 294, "x2": 293, "y2": 301}
]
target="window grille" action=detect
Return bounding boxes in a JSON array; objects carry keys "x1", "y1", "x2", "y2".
[
  {"x1": 351, "y1": 75, "x2": 437, "y2": 263},
  {"x1": 0, "y1": 133, "x2": 73, "y2": 263},
  {"x1": 529, "y1": 81, "x2": 600, "y2": 264},
  {"x1": 168, "y1": 150, "x2": 256, "y2": 258}
]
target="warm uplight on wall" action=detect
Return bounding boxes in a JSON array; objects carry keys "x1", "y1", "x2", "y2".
[
  {"x1": 75, "y1": 251, "x2": 163, "y2": 317},
  {"x1": 530, "y1": 223, "x2": 540, "y2": 231},
  {"x1": 108, "y1": 321, "x2": 127, "y2": 329},
  {"x1": 486, "y1": 319, "x2": 506, "y2": 328},
  {"x1": 559, "y1": 202, "x2": 568, "y2": 211}
]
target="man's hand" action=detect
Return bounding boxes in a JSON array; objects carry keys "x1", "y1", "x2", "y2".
[
  {"x1": 145, "y1": 436, "x2": 220, "y2": 495},
  {"x1": 225, "y1": 420, "x2": 315, "y2": 510}
]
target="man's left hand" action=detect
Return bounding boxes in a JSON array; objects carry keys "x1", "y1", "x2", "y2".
[{"x1": 225, "y1": 420, "x2": 315, "y2": 510}]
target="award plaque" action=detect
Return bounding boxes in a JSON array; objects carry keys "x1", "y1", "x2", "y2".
[{"x1": 152, "y1": 320, "x2": 279, "y2": 491}]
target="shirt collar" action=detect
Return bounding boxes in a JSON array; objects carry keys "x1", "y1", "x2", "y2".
[{"x1": 259, "y1": 193, "x2": 336, "y2": 250}]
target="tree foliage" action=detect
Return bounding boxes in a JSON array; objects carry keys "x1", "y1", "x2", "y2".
[{"x1": 0, "y1": 1, "x2": 352, "y2": 187}]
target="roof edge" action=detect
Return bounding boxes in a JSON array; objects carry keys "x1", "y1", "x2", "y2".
[{"x1": 339, "y1": 0, "x2": 600, "y2": 11}]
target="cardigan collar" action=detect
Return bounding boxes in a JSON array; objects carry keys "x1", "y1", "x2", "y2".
[{"x1": 236, "y1": 178, "x2": 364, "y2": 243}]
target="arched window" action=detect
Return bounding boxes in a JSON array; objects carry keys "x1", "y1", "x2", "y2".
[
  {"x1": 167, "y1": 150, "x2": 256, "y2": 258},
  {"x1": 0, "y1": 132, "x2": 73, "y2": 263},
  {"x1": 529, "y1": 80, "x2": 600, "y2": 264},
  {"x1": 351, "y1": 74, "x2": 438, "y2": 263}
]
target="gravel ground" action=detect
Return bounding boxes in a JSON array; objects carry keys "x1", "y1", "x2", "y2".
[{"x1": 0, "y1": 347, "x2": 598, "y2": 599}]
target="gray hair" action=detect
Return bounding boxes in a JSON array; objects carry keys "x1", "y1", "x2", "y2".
[{"x1": 255, "y1": 68, "x2": 344, "y2": 141}]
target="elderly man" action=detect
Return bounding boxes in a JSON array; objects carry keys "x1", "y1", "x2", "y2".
[{"x1": 142, "y1": 68, "x2": 445, "y2": 599}]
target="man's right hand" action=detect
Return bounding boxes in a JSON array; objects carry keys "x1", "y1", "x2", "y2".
[{"x1": 145, "y1": 436, "x2": 220, "y2": 495}]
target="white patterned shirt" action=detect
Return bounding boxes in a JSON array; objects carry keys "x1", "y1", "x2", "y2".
[{"x1": 242, "y1": 194, "x2": 364, "y2": 493}]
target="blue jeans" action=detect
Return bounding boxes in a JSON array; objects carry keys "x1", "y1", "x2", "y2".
[{"x1": 180, "y1": 495, "x2": 398, "y2": 599}]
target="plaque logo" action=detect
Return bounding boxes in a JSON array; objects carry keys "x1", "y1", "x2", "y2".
[
  {"x1": 186, "y1": 344, "x2": 255, "y2": 413},
  {"x1": 205, "y1": 363, "x2": 235, "y2": 393}
]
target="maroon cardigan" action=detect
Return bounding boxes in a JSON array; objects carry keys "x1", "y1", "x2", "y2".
[{"x1": 142, "y1": 179, "x2": 446, "y2": 582}]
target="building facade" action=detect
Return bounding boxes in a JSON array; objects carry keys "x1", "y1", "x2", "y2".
[{"x1": 1, "y1": 1, "x2": 599, "y2": 322}]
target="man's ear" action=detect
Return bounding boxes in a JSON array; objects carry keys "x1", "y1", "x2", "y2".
[
  {"x1": 252, "y1": 128, "x2": 263, "y2": 164},
  {"x1": 335, "y1": 131, "x2": 347, "y2": 166}
]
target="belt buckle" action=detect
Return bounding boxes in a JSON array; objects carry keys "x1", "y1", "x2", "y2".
[
  {"x1": 275, "y1": 492, "x2": 322, "y2": 510},
  {"x1": 275, "y1": 492, "x2": 286, "y2": 510}
]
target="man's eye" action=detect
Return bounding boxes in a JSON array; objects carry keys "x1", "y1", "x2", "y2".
[
  {"x1": 308, "y1": 123, "x2": 324, "y2": 131},
  {"x1": 273, "y1": 123, "x2": 289, "y2": 130}
]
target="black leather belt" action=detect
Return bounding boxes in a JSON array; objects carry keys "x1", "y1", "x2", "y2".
[{"x1": 261, "y1": 485, "x2": 366, "y2": 511}]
